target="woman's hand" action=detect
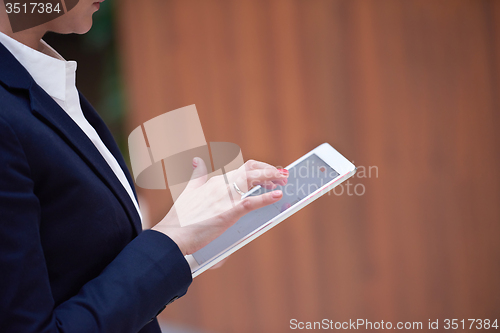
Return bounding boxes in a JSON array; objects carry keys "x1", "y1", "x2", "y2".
[{"x1": 152, "y1": 158, "x2": 289, "y2": 256}]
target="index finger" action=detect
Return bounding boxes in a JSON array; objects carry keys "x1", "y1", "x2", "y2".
[{"x1": 243, "y1": 160, "x2": 289, "y2": 188}]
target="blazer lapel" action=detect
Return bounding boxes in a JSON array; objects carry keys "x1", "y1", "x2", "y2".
[
  {"x1": 79, "y1": 92, "x2": 143, "y2": 234},
  {"x1": 29, "y1": 80, "x2": 143, "y2": 236}
]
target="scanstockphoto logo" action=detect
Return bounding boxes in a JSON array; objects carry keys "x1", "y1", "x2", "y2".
[
  {"x1": 3, "y1": 0, "x2": 79, "y2": 33},
  {"x1": 127, "y1": 104, "x2": 371, "y2": 227},
  {"x1": 328, "y1": 164, "x2": 378, "y2": 197},
  {"x1": 267, "y1": 160, "x2": 377, "y2": 199}
]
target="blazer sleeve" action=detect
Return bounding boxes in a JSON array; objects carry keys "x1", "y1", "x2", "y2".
[{"x1": 0, "y1": 116, "x2": 192, "y2": 332}]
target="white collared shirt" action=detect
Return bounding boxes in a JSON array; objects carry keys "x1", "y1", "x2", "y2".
[{"x1": 0, "y1": 32, "x2": 142, "y2": 223}]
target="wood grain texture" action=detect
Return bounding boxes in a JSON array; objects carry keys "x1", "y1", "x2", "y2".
[{"x1": 117, "y1": 0, "x2": 500, "y2": 332}]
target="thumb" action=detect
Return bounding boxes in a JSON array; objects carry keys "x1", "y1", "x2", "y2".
[{"x1": 185, "y1": 157, "x2": 208, "y2": 191}]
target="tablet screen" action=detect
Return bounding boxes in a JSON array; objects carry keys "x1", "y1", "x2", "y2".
[{"x1": 192, "y1": 153, "x2": 339, "y2": 265}]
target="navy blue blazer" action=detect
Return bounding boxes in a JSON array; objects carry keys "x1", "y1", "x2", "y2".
[{"x1": 0, "y1": 42, "x2": 192, "y2": 332}]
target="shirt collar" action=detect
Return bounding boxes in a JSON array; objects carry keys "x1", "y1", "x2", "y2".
[{"x1": 0, "y1": 32, "x2": 75, "y2": 101}]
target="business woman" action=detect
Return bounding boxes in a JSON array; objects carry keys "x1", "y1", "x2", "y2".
[{"x1": 0, "y1": 1, "x2": 287, "y2": 332}]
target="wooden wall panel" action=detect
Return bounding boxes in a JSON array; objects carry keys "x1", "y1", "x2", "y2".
[{"x1": 117, "y1": 1, "x2": 500, "y2": 332}]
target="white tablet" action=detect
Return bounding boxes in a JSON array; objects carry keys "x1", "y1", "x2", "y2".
[{"x1": 185, "y1": 143, "x2": 356, "y2": 277}]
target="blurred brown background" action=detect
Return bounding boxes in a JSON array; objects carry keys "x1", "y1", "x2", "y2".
[{"x1": 74, "y1": 0, "x2": 500, "y2": 332}]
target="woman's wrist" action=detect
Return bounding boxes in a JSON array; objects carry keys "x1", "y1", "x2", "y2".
[{"x1": 151, "y1": 224, "x2": 188, "y2": 256}]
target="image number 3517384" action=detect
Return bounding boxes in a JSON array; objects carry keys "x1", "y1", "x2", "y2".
[{"x1": 4, "y1": 0, "x2": 80, "y2": 33}]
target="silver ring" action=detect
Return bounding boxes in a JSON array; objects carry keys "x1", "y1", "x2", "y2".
[{"x1": 233, "y1": 182, "x2": 245, "y2": 196}]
